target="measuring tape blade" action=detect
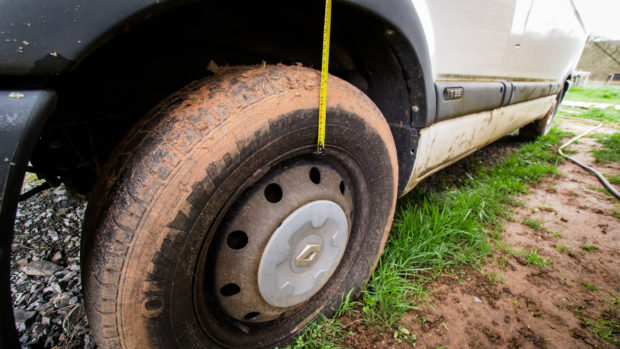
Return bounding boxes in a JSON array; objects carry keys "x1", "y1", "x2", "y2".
[{"x1": 316, "y1": 0, "x2": 332, "y2": 155}]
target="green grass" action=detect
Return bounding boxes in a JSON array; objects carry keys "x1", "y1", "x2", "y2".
[
  {"x1": 538, "y1": 205, "x2": 555, "y2": 212},
  {"x1": 573, "y1": 299, "x2": 620, "y2": 346},
  {"x1": 557, "y1": 105, "x2": 584, "y2": 115},
  {"x1": 579, "y1": 316, "x2": 620, "y2": 345},
  {"x1": 523, "y1": 248, "x2": 549, "y2": 269},
  {"x1": 605, "y1": 173, "x2": 620, "y2": 185},
  {"x1": 292, "y1": 129, "x2": 569, "y2": 347},
  {"x1": 562, "y1": 147, "x2": 579, "y2": 154},
  {"x1": 587, "y1": 184, "x2": 612, "y2": 196},
  {"x1": 559, "y1": 107, "x2": 620, "y2": 123},
  {"x1": 24, "y1": 172, "x2": 39, "y2": 185},
  {"x1": 288, "y1": 292, "x2": 355, "y2": 349},
  {"x1": 554, "y1": 244, "x2": 571, "y2": 254},
  {"x1": 564, "y1": 86, "x2": 620, "y2": 104},
  {"x1": 495, "y1": 254, "x2": 512, "y2": 270},
  {"x1": 288, "y1": 316, "x2": 347, "y2": 349},
  {"x1": 581, "y1": 244, "x2": 599, "y2": 252},
  {"x1": 392, "y1": 327, "x2": 416, "y2": 346},
  {"x1": 581, "y1": 281, "x2": 598, "y2": 292},
  {"x1": 362, "y1": 132, "x2": 566, "y2": 325},
  {"x1": 591, "y1": 132, "x2": 620, "y2": 163},
  {"x1": 485, "y1": 271, "x2": 505, "y2": 286},
  {"x1": 608, "y1": 292, "x2": 620, "y2": 307},
  {"x1": 20, "y1": 172, "x2": 44, "y2": 194},
  {"x1": 521, "y1": 219, "x2": 546, "y2": 231}
]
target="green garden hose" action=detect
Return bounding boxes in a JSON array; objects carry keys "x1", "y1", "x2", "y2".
[{"x1": 558, "y1": 119, "x2": 620, "y2": 200}]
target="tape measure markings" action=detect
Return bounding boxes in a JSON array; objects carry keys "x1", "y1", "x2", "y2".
[{"x1": 316, "y1": 0, "x2": 332, "y2": 155}]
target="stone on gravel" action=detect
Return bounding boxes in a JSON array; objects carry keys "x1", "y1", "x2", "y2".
[
  {"x1": 23, "y1": 260, "x2": 61, "y2": 277},
  {"x1": 53, "y1": 292, "x2": 73, "y2": 309},
  {"x1": 50, "y1": 251, "x2": 62, "y2": 262},
  {"x1": 13, "y1": 308, "x2": 36, "y2": 323},
  {"x1": 59, "y1": 271, "x2": 77, "y2": 283}
]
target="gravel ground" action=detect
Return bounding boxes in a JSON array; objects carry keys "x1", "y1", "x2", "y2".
[{"x1": 11, "y1": 179, "x2": 94, "y2": 348}]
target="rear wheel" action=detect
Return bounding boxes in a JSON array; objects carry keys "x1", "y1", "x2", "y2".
[
  {"x1": 82, "y1": 66, "x2": 397, "y2": 348},
  {"x1": 518, "y1": 93, "x2": 561, "y2": 140}
]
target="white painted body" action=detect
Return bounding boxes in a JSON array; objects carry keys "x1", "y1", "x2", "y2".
[
  {"x1": 405, "y1": 95, "x2": 555, "y2": 193},
  {"x1": 403, "y1": 1, "x2": 587, "y2": 194},
  {"x1": 411, "y1": 0, "x2": 587, "y2": 81}
]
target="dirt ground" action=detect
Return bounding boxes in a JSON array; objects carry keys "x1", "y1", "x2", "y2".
[{"x1": 338, "y1": 117, "x2": 620, "y2": 349}]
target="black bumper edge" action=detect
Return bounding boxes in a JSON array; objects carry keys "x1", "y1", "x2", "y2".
[{"x1": 0, "y1": 90, "x2": 57, "y2": 349}]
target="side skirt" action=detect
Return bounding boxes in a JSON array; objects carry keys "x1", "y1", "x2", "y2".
[{"x1": 402, "y1": 95, "x2": 555, "y2": 195}]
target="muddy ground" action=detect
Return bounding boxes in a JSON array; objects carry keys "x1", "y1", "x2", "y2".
[{"x1": 339, "y1": 117, "x2": 620, "y2": 348}]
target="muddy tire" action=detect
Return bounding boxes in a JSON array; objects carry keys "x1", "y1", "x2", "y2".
[
  {"x1": 518, "y1": 93, "x2": 560, "y2": 141},
  {"x1": 82, "y1": 66, "x2": 397, "y2": 348}
]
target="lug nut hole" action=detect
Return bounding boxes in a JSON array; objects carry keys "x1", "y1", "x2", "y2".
[
  {"x1": 339, "y1": 181, "x2": 345, "y2": 194},
  {"x1": 244, "y1": 312, "x2": 260, "y2": 320},
  {"x1": 220, "y1": 283, "x2": 240, "y2": 296},
  {"x1": 144, "y1": 298, "x2": 162, "y2": 311},
  {"x1": 309, "y1": 167, "x2": 321, "y2": 184},
  {"x1": 227, "y1": 230, "x2": 248, "y2": 250},
  {"x1": 264, "y1": 183, "x2": 282, "y2": 203}
]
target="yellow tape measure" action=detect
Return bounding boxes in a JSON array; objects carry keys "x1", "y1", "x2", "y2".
[{"x1": 316, "y1": 0, "x2": 332, "y2": 155}]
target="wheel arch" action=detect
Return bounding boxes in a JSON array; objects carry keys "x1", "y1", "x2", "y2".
[
  {"x1": 23, "y1": 0, "x2": 433, "y2": 196},
  {"x1": 1, "y1": 0, "x2": 434, "y2": 126}
]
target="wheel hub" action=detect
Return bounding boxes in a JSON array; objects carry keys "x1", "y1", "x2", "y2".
[
  {"x1": 209, "y1": 160, "x2": 353, "y2": 323},
  {"x1": 258, "y1": 200, "x2": 348, "y2": 308}
]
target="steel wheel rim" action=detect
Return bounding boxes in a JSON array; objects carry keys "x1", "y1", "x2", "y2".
[{"x1": 206, "y1": 158, "x2": 353, "y2": 323}]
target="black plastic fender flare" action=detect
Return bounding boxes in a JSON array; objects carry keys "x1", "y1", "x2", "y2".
[
  {"x1": 0, "y1": 90, "x2": 57, "y2": 348},
  {"x1": 0, "y1": 1, "x2": 435, "y2": 127}
]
